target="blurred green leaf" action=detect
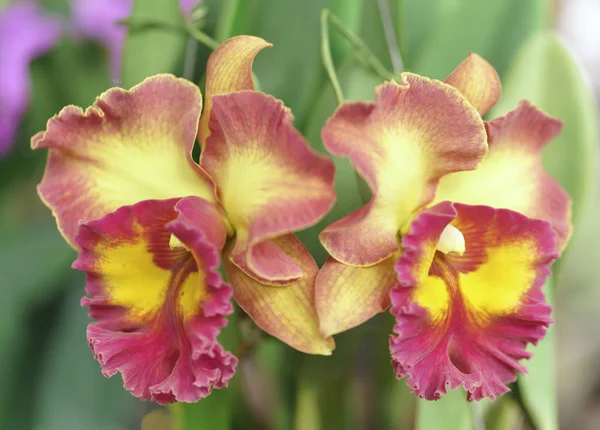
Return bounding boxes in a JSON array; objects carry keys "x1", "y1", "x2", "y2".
[
  {"x1": 121, "y1": 0, "x2": 188, "y2": 88},
  {"x1": 174, "y1": 308, "x2": 240, "y2": 430},
  {"x1": 517, "y1": 279, "x2": 558, "y2": 430},
  {"x1": 415, "y1": 389, "x2": 473, "y2": 430},
  {"x1": 490, "y1": 32, "x2": 599, "y2": 226},
  {"x1": 32, "y1": 281, "x2": 142, "y2": 430},
  {"x1": 329, "y1": 0, "x2": 365, "y2": 62},
  {"x1": 485, "y1": 396, "x2": 523, "y2": 430},
  {"x1": 253, "y1": 340, "x2": 294, "y2": 430},
  {"x1": 408, "y1": 0, "x2": 548, "y2": 78},
  {"x1": 294, "y1": 377, "x2": 322, "y2": 430},
  {"x1": 359, "y1": 0, "x2": 394, "y2": 73},
  {"x1": 214, "y1": 0, "x2": 241, "y2": 40},
  {"x1": 296, "y1": 61, "x2": 382, "y2": 264},
  {"x1": 176, "y1": 387, "x2": 232, "y2": 430}
]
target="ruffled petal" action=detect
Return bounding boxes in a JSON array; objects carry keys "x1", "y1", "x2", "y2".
[
  {"x1": 315, "y1": 256, "x2": 398, "y2": 337},
  {"x1": 0, "y1": 1, "x2": 61, "y2": 155},
  {"x1": 202, "y1": 91, "x2": 335, "y2": 284},
  {"x1": 198, "y1": 35, "x2": 272, "y2": 147},
  {"x1": 390, "y1": 202, "x2": 557, "y2": 401},
  {"x1": 33, "y1": 74, "x2": 215, "y2": 247},
  {"x1": 432, "y1": 101, "x2": 572, "y2": 251},
  {"x1": 74, "y1": 197, "x2": 235, "y2": 404},
  {"x1": 444, "y1": 53, "x2": 501, "y2": 116},
  {"x1": 320, "y1": 75, "x2": 487, "y2": 266},
  {"x1": 224, "y1": 234, "x2": 335, "y2": 355}
]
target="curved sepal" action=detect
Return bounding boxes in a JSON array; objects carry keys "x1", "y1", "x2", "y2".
[
  {"x1": 198, "y1": 35, "x2": 272, "y2": 147},
  {"x1": 225, "y1": 234, "x2": 335, "y2": 355}
]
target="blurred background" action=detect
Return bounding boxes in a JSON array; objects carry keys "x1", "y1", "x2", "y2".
[{"x1": 0, "y1": 0, "x2": 599, "y2": 429}]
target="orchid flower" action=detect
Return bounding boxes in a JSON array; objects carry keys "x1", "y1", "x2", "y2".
[
  {"x1": 315, "y1": 53, "x2": 571, "y2": 401},
  {"x1": 70, "y1": 0, "x2": 200, "y2": 80},
  {"x1": 33, "y1": 36, "x2": 335, "y2": 403},
  {"x1": 0, "y1": 1, "x2": 61, "y2": 156}
]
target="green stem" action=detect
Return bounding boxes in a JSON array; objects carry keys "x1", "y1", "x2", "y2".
[
  {"x1": 168, "y1": 403, "x2": 185, "y2": 430},
  {"x1": 323, "y1": 9, "x2": 396, "y2": 81},
  {"x1": 321, "y1": 9, "x2": 345, "y2": 104},
  {"x1": 216, "y1": 0, "x2": 240, "y2": 41},
  {"x1": 470, "y1": 401, "x2": 486, "y2": 430},
  {"x1": 184, "y1": 22, "x2": 220, "y2": 50},
  {"x1": 183, "y1": 37, "x2": 198, "y2": 80},
  {"x1": 118, "y1": 18, "x2": 220, "y2": 51},
  {"x1": 377, "y1": 0, "x2": 404, "y2": 73}
]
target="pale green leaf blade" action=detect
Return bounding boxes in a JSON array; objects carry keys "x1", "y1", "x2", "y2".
[
  {"x1": 409, "y1": 0, "x2": 548, "y2": 77},
  {"x1": 415, "y1": 389, "x2": 473, "y2": 430},
  {"x1": 517, "y1": 279, "x2": 558, "y2": 430},
  {"x1": 121, "y1": 0, "x2": 188, "y2": 88},
  {"x1": 490, "y1": 32, "x2": 599, "y2": 224}
]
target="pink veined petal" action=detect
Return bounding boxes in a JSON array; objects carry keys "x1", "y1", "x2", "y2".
[{"x1": 74, "y1": 196, "x2": 236, "y2": 403}]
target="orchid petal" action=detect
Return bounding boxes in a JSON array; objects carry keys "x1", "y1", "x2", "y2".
[
  {"x1": 444, "y1": 52, "x2": 501, "y2": 116},
  {"x1": 390, "y1": 202, "x2": 557, "y2": 401},
  {"x1": 33, "y1": 74, "x2": 214, "y2": 247},
  {"x1": 432, "y1": 101, "x2": 572, "y2": 250},
  {"x1": 198, "y1": 35, "x2": 272, "y2": 148},
  {"x1": 74, "y1": 197, "x2": 235, "y2": 404},
  {"x1": 202, "y1": 91, "x2": 335, "y2": 285},
  {"x1": 315, "y1": 256, "x2": 398, "y2": 337},
  {"x1": 320, "y1": 74, "x2": 487, "y2": 266},
  {"x1": 224, "y1": 234, "x2": 335, "y2": 355}
]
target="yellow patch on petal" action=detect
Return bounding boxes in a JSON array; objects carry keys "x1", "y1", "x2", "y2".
[
  {"x1": 218, "y1": 150, "x2": 327, "y2": 233},
  {"x1": 374, "y1": 130, "x2": 428, "y2": 230},
  {"x1": 459, "y1": 242, "x2": 536, "y2": 316},
  {"x1": 432, "y1": 146, "x2": 536, "y2": 213},
  {"x1": 99, "y1": 236, "x2": 205, "y2": 322},
  {"x1": 218, "y1": 150, "x2": 283, "y2": 229},
  {"x1": 413, "y1": 241, "x2": 537, "y2": 323},
  {"x1": 412, "y1": 276, "x2": 450, "y2": 321},
  {"x1": 88, "y1": 140, "x2": 214, "y2": 209},
  {"x1": 177, "y1": 268, "x2": 206, "y2": 320},
  {"x1": 100, "y1": 241, "x2": 169, "y2": 319}
]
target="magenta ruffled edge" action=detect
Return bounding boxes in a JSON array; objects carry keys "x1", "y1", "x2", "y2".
[
  {"x1": 389, "y1": 202, "x2": 558, "y2": 401},
  {"x1": 73, "y1": 197, "x2": 237, "y2": 404}
]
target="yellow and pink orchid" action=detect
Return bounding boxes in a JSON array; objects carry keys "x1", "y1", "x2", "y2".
[
  {"x1": 315, "y1": 53, "x2": 571, "y2": 401},
  {"x1": 33, "y1": 36, "x2": 336, "y2": 403}
]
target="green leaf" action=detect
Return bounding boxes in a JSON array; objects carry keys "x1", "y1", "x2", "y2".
[
  {"x1": 516, "y1": 279, "x2": 558, "y2": 430},
  {"x1": 175, "y1": 386, "x2": 232, "y2": 430},
  {"x1": 490, "y1": 32, "x2": 598, "y2": 225},
  {"x1": 329, "y1": 0, "x2": 366, "y2": 62},
  {"x1": 32, "y1": 282, "x2": 142, "y2": 430},
  {"x1": 408, "y1": 0, "x2": 548, "y2": 77},
  {"x1": 415, "y1": 389, "x2": 473, "y2": 430},
  {"x1": 121, "y1": 0, "x2": 188, "y2": 88},
  {"x1": 485, "y1": 395, "x2": 524, "y2": 430},
  {"x1": 296, "y1": 61, "x2": 382, "y2": 264}
]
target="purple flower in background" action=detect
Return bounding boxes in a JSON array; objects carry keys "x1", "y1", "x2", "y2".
[
  {"x1": 70, "y1": 0, "x2": 131, "y2": 80},
  {"x1": 0, "y1": 1, "x2": 61, "y2": 156},
  {"x1": 70, "y1": 0, "x2": 201, "y2": 80}
]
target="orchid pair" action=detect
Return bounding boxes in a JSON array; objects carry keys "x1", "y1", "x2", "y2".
[{"x1": 34, "y1": 36, "x2": 571, "y2": 404}]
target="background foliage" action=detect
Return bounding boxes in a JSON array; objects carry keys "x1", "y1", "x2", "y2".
[{"x1": 1, "y1": 0, "x2": 599, "y2": 429}]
